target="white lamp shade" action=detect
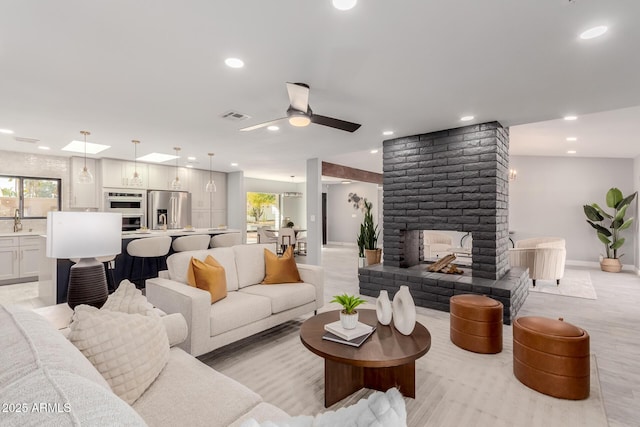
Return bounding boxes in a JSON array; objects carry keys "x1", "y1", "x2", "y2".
[{"x1": 46, "y1": 212, "x2": 122, "y2": 259}]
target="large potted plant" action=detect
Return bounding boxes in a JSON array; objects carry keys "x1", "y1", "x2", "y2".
[
  {"x1": 361, "y1": 200, "x2": 381, "y2": 265},
  {"x1": 583, "y1": 188, "x2": 637, "y2": 273}
]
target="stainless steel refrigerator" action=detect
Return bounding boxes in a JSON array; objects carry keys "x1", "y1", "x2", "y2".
[{"x1": 148, "y1": 191, "x2": 192, "y2": 230}]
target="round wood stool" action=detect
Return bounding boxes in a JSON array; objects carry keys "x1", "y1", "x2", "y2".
[
  {"x1": 450, "y1": 294, "x2": 503, "y2": 354},
  {"x1": 513, "y1": 316, "x2": 590, "y2": 400}
]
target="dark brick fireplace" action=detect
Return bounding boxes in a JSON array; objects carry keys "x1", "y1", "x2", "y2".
[{"x1": 358, "y1": 122, "x2": 529, "y2": 324}]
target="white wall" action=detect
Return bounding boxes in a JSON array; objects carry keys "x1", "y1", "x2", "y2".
[
  {"x1": 326, "y1": 181, "x2": 380, "y2": 244},
  {"x1": 226, "y1": 171, "x2": 246, "y2": 242},
  {"x1": 510, "y1": 155, "x2": 635, "y2": 263}
]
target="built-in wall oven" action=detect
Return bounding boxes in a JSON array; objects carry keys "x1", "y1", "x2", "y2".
[{"x1": 103, "y1": 190, "x2": 146, "y2": 231}]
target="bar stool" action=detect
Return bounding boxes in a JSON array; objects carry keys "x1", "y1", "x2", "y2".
[
  {"x1": 172, "y1": 234, "x2": 211, "y2": 252},
  {"x1": 210, "y1": 233, "x2": 241, "y2": 248},
  {"x1": 126, "y1": 236, "x2": 172, "y2": 289}
]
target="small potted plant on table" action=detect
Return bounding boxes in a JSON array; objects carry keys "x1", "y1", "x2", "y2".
[{"x1": 331, "y1": 293, "x2": 366, "y2": 329}]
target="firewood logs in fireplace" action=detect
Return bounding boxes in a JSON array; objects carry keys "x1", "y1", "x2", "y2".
[{"x1": 428, "y1": 254, "x2": 464, "y2": 274}]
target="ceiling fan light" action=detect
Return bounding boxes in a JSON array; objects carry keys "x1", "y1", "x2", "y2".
[{"x1": 289, "y1": 116, "x2": 311, "y2": 127}]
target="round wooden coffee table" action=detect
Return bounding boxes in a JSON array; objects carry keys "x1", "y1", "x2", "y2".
[{"x1": 300, "y1": 309, "x2": 431, "y2": 407}]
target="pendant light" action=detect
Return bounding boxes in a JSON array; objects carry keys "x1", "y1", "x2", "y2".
[
  {"x1": 130, "y1": 140, "x2": 143, "y2": 186},
  {"x1": 205, "y1": 153, "x2": 217, "y2": 193},
  {"x1": 77, "y1": 130, "x2": 94, "y2": 184},
  {"x1": 205, "y1": 152, "x2": 217, "y2": 230},
  {"x1": 171, "y1": 147, "x2": 181, "y2": 190}
]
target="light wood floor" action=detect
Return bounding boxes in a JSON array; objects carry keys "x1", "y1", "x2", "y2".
[
  {"x1": 310, "y1": 245, "x2": 640, "y2": 427},
  {"x1": 3, "y1": 245, "x2": 638, "y2": 425}
]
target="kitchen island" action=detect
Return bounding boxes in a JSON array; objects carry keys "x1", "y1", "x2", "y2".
[{"x1": 38, "y1": 228, "x2": 240, "y2": 305}]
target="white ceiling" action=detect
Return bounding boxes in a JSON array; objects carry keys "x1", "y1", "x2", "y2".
[{"x1": 1, "y1": 1, "x2": 639, "y2": 182}]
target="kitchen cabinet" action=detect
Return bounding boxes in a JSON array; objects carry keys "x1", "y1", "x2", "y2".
[
  {"x1": 0, "y1": 237, "x2": 19, "y2": 281},
  {"x1": 192, "y1": 209, "x2": 228, "y2": 229},
  {"x1": 69, "y1": 157, "x2": 98, "y2": 209},
  {"x1": 189, "y1": 169, "x2": 227, "y2": 228},
  {"x1": 101, "y1": 159, "x2": 148, "y2": 189},
  {"x1": 19, "y1": 235, "x2": 41, "y2": 277},
  {"x1": 189, "y1": 169, "x2": 227, "y2": 211},
  {"x1": 0, "y1": 235, "x2": 40, "y2": 283},
  {"x1": 147, "y1": 164, "x2": 190, "y2": 191}
]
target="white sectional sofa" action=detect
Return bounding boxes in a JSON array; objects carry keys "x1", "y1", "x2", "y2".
[
  {"x1": 146, "y1": 243, "x2": 324, "y2": 357},
  {"x1": 0, "y1": 304, "x2": 289, "y2": 427}
]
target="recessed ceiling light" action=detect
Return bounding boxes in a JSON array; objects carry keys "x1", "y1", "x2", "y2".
[
  {"x1": 61, "y1": 140, "x2": 111, "y2": 154},
  {"x1": 0, "y1": 128, "x2": 14, "y2": 134},
  {"x1": 332, "y1": 0, "x2": 357, "y2": 11},
  {"x1": 185, "y1": 164, "x2": 193, "y2": 168},
  {"x1": 382, "y1": 130, "x2": 394, "y2": 136},
  {"x1": 137, "y1": 153, "x2": 179, "y2": 163},
  {"x1": 566, "y1": 137, "x2": 578, "y2": 141},
  {"x1": 38, "y1": 146, "x2": 50, "y2": 150},
  {"x1": 341, "y1": 180, "x2": 352, "y2": 185},
  {"x1": 579, "y1": 25, "x2": 608, "y2": 40},
  {"x1": 225, "y1": 58, "x2": 244, "y2": 68},
  {"x1": 267, "y1": 125, "x2": 280, "y2": 131},
  {"x1": 567, "y1": 150, "x2": 577, "y2": 154},
  {"x1": 564, "y1": 115, "x2": 578, "y2": 121},
  {"x1": 187, "y1": 156, "x2": 196, "y2": 161},
  {"x1": 460, "y1": 115, "x2": 474, "y2": 122},
  {"x1": 231, "y1": 162, "x2": 239, "y2": 167},
  {"x1": 370, "y1": 149, "x2": 379, "y2": 154}
]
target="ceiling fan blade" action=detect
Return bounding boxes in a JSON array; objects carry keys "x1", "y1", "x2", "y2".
[
  {"x1": 239, "y1": 118, "x2": 287, "y2": 132},
  {"x1": 311, "y1": 114, "x2": 361, "y2": 133},
  {"x1": 286, "y1": 82, "x2": 310, "y2": 112}
]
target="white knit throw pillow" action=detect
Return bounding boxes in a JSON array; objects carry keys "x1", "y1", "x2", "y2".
[
  {"x1": 102, "y1": 280, "x2": 159, "y2": 317},
  {"x1": 68, "y1": 305, "x2": 169, "y2": 405}
]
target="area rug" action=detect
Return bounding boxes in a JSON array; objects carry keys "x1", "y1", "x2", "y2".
[
  {"x1": 528, "y1": 269, "x2": 597, "y2": 300},
  {"x1": 200, "y1": 310, "x2": 608, "y2": 427}
]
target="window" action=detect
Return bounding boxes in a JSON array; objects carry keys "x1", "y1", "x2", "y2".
[
  {"x1": 0, "y1": 175, "x2": 61, "y2": 218},
  {"x1": 246, "y1": 192, "x2": 279, "y2": 229}
]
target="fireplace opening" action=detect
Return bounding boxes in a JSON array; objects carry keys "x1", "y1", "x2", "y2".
[
  {"x1": 423, "y1": 230, "x2": 472, "y2": 267},
  {"x1": 398, "y1": 229, "x2": 474, "y2": 272}
]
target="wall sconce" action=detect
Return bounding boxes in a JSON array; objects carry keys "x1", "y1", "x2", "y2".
[{"x1": 509, "y1": 169, "x2": 518, "y2": 181}]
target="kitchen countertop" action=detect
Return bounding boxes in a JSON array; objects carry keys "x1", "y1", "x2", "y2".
[
  {"x1": 0, "y1": 231, "x2": 45, "y2": 237},
  {"x1": 120, "y1": 228, "x2": 240, "y2": 239},
  {"x1": 0, "y1": 229, "x2": 240, "y2": 239}
]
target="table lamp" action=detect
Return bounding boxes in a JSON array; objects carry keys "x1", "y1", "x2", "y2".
[{"x1": 46, "y1": 211, "x2": 122, "y2": 309}]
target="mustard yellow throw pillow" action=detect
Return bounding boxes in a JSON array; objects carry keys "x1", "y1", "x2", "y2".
[
  {"x1": 187, "y1": 256, "x2": 227, "y2": 303},
  {"x1": 262, "y1": 246, "x2": 302, "y2": 284}
]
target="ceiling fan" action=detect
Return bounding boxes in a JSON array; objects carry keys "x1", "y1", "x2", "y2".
[{"x1": 240, "y1": 82, "x2": 361, "y2": 133}]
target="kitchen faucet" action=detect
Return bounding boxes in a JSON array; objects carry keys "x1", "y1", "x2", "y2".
[
  {"x1": 159, "y1": 213, "x2": 167, "y2": 231},
  {"x1": 13, "y1": 209, "x2": 22, "y2": 232}
]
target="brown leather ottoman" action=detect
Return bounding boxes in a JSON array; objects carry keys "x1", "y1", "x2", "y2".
[
  {"x1": 450, "y1": 294, "x2": 503, "y2": 354},
  {"x1": 513, "y1": 316, "x2": 590, "y2": 400}
]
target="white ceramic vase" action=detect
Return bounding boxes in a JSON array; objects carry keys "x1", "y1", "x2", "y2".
[
  {"x1": 376, "y1": 290, "x2": 393, "y2": 325},
  {"x1": 392, "y1": 285, "x2": 416, "y2": 335},
  {"x1": 340, "y1": 310, "x2": 359, "y2": 330}
]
